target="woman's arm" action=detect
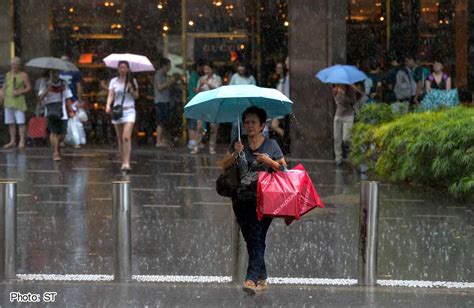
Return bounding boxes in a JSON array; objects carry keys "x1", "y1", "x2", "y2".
[
  {"x1": 446, "y1": 77, "x2": 452, "y2": 90},
  {"x1": 19, "y1": 72, "x2": 32, "y2": 95},
  {"x1": 425, "y1": 80, "x2": 431, "y2": 94},
  {"x1": 105, "y1": 89, "x2": 115, "y2": 113},
  {"x1": 255, "y1": 153, "x2": 287, "y2": 171}
]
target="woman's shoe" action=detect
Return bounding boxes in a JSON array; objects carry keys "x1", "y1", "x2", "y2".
[
  {"x1": 120, "y1": 165, "x2": 131, "y2": 172},
  {"x1": 256, "y1": 279, "x2": 267, "y2": 292},
  {"x1": 242, "y1": 280, "x2": 256, "y2": 295},
  {"x1": 3, "y1": 143, "x2": 16, "y2": 149}
]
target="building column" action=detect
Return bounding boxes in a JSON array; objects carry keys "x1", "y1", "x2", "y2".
[
  {"x1": 288, "y1": 0, "x2": 347, "y2": 159},
  {"x1": 455, "y1": 0, "x2": 469, "y2": 89},
  {"x1": 17, "y1": 0, "x2": 51, "y2": 60},
  {"x1": 0, "y1": 0, "x2": 14, "y2": 67}
]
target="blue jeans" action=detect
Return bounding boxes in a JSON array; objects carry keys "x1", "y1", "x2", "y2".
[{"x1": 233, "y1": 199, "x2": 273, "y2": 283}]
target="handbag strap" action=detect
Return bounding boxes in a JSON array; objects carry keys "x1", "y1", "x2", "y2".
[{"x1": 120, "y1": 77, "x2": 128, "y2": 107}]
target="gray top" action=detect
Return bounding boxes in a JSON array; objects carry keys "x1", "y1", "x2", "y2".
[
  {"x1": 153, "y1": 71, "x2": 171, "y2": 104},
  {"x1": 334, "y1": 88, "x2": 355, "y2": 118}
]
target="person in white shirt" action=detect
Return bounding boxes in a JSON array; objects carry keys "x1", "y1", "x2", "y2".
[
  {"x1": 192, "y1": 62, "x2": 222, "y2": 155},
  {"x1": 229, "y1": 62, "x2": 256, "y2": 141},
  {"x1": 105, "y1": 61, "x2": 139, "y2": 172},
  {"x1": 38, "y1": 70, "x2": 73, "y2": 161}
]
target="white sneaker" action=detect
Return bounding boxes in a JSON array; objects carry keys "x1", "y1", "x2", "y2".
[
  {"x1": 187, "y1": 140, "x2": 197, "y2": 150},
  {"x1": 190, "y1": 146, "x2": 199, "y2": 154},
  {"x1": 209, "y1": 147, "x2": 216, "y2": 155}
]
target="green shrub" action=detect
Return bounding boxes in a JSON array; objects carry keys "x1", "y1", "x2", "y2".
[{"x1": 351, "y1": 107, "x2": 474, "y2": 198}]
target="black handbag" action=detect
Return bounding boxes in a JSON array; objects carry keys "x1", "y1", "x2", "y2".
[
  {"x1": 112, "y1": 80, "x2": 128, "y2": 121},
  {"x1": 216, "y1": 162, "x2": 240, "y2": 198}
]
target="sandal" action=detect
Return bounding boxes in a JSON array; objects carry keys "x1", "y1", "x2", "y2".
[{"x1": 242, "y1": 280, "x2": 257, "y2": 295}]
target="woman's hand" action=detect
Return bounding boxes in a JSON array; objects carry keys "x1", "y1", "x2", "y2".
[
  {"x1": 105, "y1": 104, "x2": 111, "y2": 114},
  {"x1": 13, "y1": 90, "x2": 21, "y2": 97},
  {"x1": 254, "y1": 153, "x2": 273, "y2": 166},
  {"x1": 234, "y1": 140, "x2": 244, "y2": 153}
]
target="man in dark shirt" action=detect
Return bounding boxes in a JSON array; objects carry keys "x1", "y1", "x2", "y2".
[{"x1": 383, "y1": 53, "x2": 400, "y2": 103}]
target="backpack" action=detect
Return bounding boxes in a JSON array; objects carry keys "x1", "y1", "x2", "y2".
[{"x1": 394, "y1": 68, "x2": 417, "y2": 100}]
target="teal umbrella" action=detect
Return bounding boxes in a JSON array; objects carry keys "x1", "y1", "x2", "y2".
[{"x1": 184, "y1": 85, "x2": 293, "y2": 140}]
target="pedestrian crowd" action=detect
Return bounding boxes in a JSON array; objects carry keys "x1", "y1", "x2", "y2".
[{"x1": 0, "y1": 52, "x2": 459, "y2": 169}]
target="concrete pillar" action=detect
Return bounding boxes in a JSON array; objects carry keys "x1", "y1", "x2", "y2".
[
  {"x1": 288, "y1": 0, "x2": 347, "y2": 159},
  {"x1": 17, "y1": 0, "x2": 51, "y2": 60},
  {"x1": 0, "y1": 0, "x2": 14, "y2": 68},
  {"x1": 455, "y1": 0, "x2": 469, "y2": 89}
]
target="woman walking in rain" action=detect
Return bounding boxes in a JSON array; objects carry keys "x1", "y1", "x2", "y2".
[
  {"x1": 229, "y1": 106, "x2": 287, "y2": 295},
  {"x1": 105, "y1": 61, "x2": 139, "y2": 172},
  {"x1": 38, "y1": 70, "x2": 74, "y2": 161},
  {"x1": 0, "y1": 57, "x2": 32, "y2": 148}
]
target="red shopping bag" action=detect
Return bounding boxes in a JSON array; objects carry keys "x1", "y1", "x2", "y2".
[
  {"x1": 256, "y1": 164, "x2": 324, "y2": 222},
  {"x1": 27, "y1": 116, "x2": 48, "y2": 139}
]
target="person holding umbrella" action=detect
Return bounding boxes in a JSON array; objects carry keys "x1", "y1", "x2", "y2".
[
  {"x1": 316, "y1": 65, "x2": 367, "y2": 166},
  {"x1": 231, "y1": 106, "x2": 287, "y2": 294},
  {"x1": 38, "y1": 70, "x2": 74, "y2": 161},
  {"x1": 105, "y1": 61, "x2": 139, "y2": 172},
  {"x1": 0, "y1": 57, "x2": 32, "y2": 149},
  {"x1": 184, "y1": 85, "x2": 292, "y2": 294}
]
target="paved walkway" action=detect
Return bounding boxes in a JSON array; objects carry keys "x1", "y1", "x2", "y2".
[{"x1": 0, "y1": 146, "x2": 472, "y2": 306}]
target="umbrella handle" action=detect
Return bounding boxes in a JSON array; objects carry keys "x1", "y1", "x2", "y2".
[{"x1": 238, "y1": 115, "x2": 241, "y2": 142}]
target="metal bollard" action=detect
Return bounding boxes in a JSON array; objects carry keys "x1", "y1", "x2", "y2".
[
  {"x1": 0, "y1": 181, "x2": 17, "y2": 280},
  {"x1": 358, "y1": 181, "x2": 379, "y2": 286},
  {"x1": 113, "y1": 181, "x2": 132, "y2": 282}
]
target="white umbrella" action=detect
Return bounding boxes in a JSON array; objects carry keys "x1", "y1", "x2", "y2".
[
  {"x1": 25, "y1": 57, "x2": 79, "y2": 71},
  {"x1": 103, "y1": 53, "x2": 155, "y2": 72}
]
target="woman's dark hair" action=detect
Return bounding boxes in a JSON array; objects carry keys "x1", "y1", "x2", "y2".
[
  {"x1": 203, "y1": 61, "x2": 215, "y2": 70},
  {"x1": 117, "y1": 61, "x2": 135, "y2": 89},
  {"x1": 159, "y1": 57, "x2": 171, "y2": 68},
  {"x1": 118, "y1": 61, "x2": 130, "y2": 69},
  {"x1": 242, "y1": 106, "x2": 267, "y2": 124},
  {"x1": 276, "y1": 61, "x2": 288, "y2": 76},
  {"x1": 237, "y1": 61, "x2": 252, "y2": 78}
]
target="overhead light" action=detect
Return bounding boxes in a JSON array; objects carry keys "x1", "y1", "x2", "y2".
[
  {"x1": 163, "y1": 25, "x2": 169, "y2": 31},
  {"x1": 69, "y1": 7, "x2": 75, "y2": 13},
  {"x1": 73, "y1": 25, "x2": 80, "y2": 31},
  {"x1": 284, "y1": 21, "x2": 289, "y2": 27},
  {"x1": 239, "y1": 44, "x2": 245, "y2": 50},
  {"x1": 188, "y1": 20, "x2": 194, "y2": 26},
  {"x1": 157, "y1": 3, "x2": 163, "y2": 9},
  {"x1": 104, "y1": 1, "x2": 110, "y2": 7},
  {"x1": 379, "y1": 16, "x2": 385, "y2": 21}
]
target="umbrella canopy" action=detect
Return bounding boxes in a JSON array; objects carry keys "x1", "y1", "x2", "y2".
[
  {"x1": 103, "y1": 53, "x2": 155, "y2": 72},
  {"x1": 184, "y1": 85, "x2": 293, "y2": 123},
  {"x1": 25, "y1": 57, "x2": 79, "y2": 71},
  {"x1": 316, "y1": 64, "x2": 367, "y2": 84},
  {"x1": 63, "y1": 60, "x2": 79, "y2": 72}
]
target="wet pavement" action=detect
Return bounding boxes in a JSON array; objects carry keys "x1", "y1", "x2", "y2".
[{"x1": 0, "y1": 146, "x2": 472, "y2": 306}]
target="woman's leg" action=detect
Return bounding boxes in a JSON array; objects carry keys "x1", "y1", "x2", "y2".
[
  {"x1": 209, "y1": 123, "x2": 219, "y2": 154},
  {"x1": 121, "y1": 122, "x2": 134, "y2": 167},
  {"x1": 113, "y1": 124, "x2": 124, "y2": 161},
  {"x1": 18, "y1": 124, "x2": 26, "y2": 148},
  {"x1": 257, "y1": 217, "x2": 273, "y2": 280},
  {"x1": 50, "y1": 133, "x2": 60, "y2": 160},
  {"x1": 333, "y1": 117, "x2": 343, "y2": 163},
  {"x1": 4, "y1": 124, "x2": 17, "y2": 147}
]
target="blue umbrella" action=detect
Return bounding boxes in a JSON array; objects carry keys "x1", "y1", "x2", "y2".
[
  {"x1": 184, "y1": 85, "x2": 293, "y2": 140},
  {"x1": 316, "y1": 64, "x2": 367, "y2": 84}
]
